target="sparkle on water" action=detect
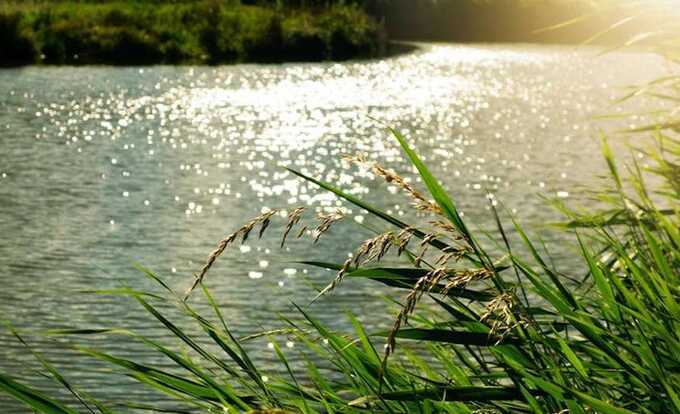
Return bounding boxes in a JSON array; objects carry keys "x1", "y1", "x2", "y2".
[{"x1": 0, "y1": 44, "x2": 665, "y2": 411}]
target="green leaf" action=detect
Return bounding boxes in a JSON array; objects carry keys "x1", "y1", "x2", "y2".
[
  {"x1": 0, "y1": 372, "x2": 79, "y2": 414},
  {"x1": 388, "y1": 128, "x2": 469, "y2": 239},
  {"x1": 570, "y1": 389, "x2": 638, "y2": 414}
]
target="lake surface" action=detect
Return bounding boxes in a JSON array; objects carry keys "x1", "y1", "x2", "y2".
[{"x1": 0, "y1": 43, "x2": 665, "y2": 412}]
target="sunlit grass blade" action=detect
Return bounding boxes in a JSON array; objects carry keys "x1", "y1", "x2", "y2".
[
  {"x1": 3, "y1": 323, "x2": 103, "y2": 414},
  {"x1": 79, "y1": 348, "x2": 226, "y2": 407},
  {"x1": 387, "y1": 128, "x2": 469, "y2": 241}
]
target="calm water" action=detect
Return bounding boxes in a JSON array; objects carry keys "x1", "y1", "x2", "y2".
[{"x1": 0, "y1": 44, "x2": 664, "y2": 412}]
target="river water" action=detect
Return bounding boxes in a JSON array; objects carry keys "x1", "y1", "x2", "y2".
[{"x1": 0, "y1": 44, "x2": 664, "y2": 412}]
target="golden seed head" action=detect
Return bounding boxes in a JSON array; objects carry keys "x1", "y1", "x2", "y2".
[
  {"x1": 312, "y1": 209, "x2": 344, "y2": 243},
  {"x1": 281, "y1": 207, "x2": 305, "y2": 247},
  {"x1": 185, "y1": 209, "x2": 280, "y2": 301}
]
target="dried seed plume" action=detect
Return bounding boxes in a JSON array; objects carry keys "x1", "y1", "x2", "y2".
[
  {"x1": 344, "y1": 154, "x2": 441, "y2": 214},
  {"x1": 185, "y1": 209, "x2": 278, "y2": 301},
  {"x1": 312, "y1": 209, "x2": 344, "y2": 243},
  {"x1": 281, "y1": 207, "x2": 305, "y2": 247}
]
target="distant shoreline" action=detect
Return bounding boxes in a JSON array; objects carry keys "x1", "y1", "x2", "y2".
[
  {"x1": 0, "y1": 2, "x2": 386, "y2": 67},
  {"x1": 1, "y1": 0, "x2": 655, "y2": 68}
]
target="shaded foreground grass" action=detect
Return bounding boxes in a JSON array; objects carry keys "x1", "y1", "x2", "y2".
[{"x1": 0, "y1": 1, "x2": 384, "y2": 66}]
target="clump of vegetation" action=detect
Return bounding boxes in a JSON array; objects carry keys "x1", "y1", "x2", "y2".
[
  {"x1": 2, "y1": 100, "x2": 679, "y2": 412},
  {"x1": 0, "y1": 1, "x2": 384, "y2": 65},
  {"x1": 2, "y1": 122, "x2": 678, "y2": 413},
  {"x1": 281, "y1": 4, "x2": 383, "y2": 61},
  {"x1": 0, "y1": 9, "x2": 38, "y2": 65}
]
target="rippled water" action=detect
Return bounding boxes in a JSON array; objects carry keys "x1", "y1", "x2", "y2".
[{"x1": 0, "y1": 44, "x2": 665, "y2": 412}]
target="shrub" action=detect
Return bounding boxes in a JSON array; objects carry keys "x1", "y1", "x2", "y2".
[
  {"x1": 91, "y1": 26, "x2": 163, "y2": 64},
  {"x1": 39, "y1": 19, "x2": 88, "y2": 63},
  {"x1": 281, "y1": 13, "x2": 326, "y2": 61},
  {"x1": 243, "y1": 12, "x2": 284, "y2": 62},
  {"x1": 320, "y1": 4, "x2": 381, "y2": 59},
  {"x1": 0, "y1": 10, "x2": 38, "y2": 65},
  {"x1": 0, "y1": 1, "x2": 385, "y2": 65},
  {"x1": 199, "y1": 8, "x2": 244, "y2": 63}
]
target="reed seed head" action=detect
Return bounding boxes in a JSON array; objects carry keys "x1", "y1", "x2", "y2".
[
  {"x1": 442, "y1": 268, "x2": 493, "y2": 294},
  {"x1": 281, "y1": 207, "x2": 305, "y2": 247},
  {"x1": 312, "y1": 209, "x2": 344, "y2": 243},
  {"x1": 185, "y1": 209, "x2": 280, "y2": 301},
  {"x1": 343, "y1": 154, "x2": 441, "y2": 214},
  {"x1": 481, "y1": 292, "x2": 524, "y2": 342}
]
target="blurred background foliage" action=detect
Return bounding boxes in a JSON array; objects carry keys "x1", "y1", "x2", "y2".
[{"x1": 0, "y1": 0, "x2": 666, "y2": 66}]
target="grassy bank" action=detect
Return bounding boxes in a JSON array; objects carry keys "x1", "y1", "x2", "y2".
[{"x1": 0, "y1": 1, "x2": 385, "y2": 66}]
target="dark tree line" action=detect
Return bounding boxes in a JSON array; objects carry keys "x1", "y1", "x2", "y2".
[{"x1": 238, "y1": 0, "x2": 376, "y2": 7}]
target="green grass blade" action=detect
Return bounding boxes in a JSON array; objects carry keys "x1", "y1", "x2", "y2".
[
  {"x1": 0, "y1": 373, "x2": 79, "y2": 414},
  {"x1": 388, "y1": 128, "x2": 469, "y2": 240}
]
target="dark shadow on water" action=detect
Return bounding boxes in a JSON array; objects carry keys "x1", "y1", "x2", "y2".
[{"x1": 0, "y1": 41, "x2": 421, "y2": 69}]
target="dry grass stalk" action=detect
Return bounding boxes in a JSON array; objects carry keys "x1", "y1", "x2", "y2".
[
  {"x1": 185, "y1": 209, "x2": 279, "y2": 301},
  {"x1": 243, "y1": 210, "x2": 279, "y2": 242},
  {"x1": 312, "y1": 209, "x2": 344, "y2": 243},
  {"x1": 313, "y1": 257, "x2": 353, "y2": 301},
  {"x1": 442, "y1": 268, "x2": 493, "y2": 294},
  {"x1": 434, "y1": 245, "x2": 469, "y2": 266},
  {"x1": 353, "y1": 232, "x2": 395, "y2": 266},
  {"x1": 281, "y1": 207, "x2": 305, "y2": 247},
  {"x1": 315, "y1": 231, "x2": 396, "y2": 300},
  {"x1": 296, "y1": 225, "x2": 307, "y2": 238},
  {"x1": 430, "y1": 220, "x2": 465, "y2": 241},
  {"x1": 344, "y1": 154, "x2": 441, "y2": 214},
  {"x1": 414, "y1": 233, "x2": 438, "y2": 267},
  {"x1": 481, "y1": 292, "x2": 524, "y2": 342},
  {"x1": 384, "y1": 266, "x2": 448, "y2": 359},
  {"x1": 385, "y1": 265, "x2": 494, "y2": 359},
  {"x1": 434, "y1": 252, "x2": 455, "y2": 266},
  {"x1": 385, "y1": 307, "x2": 405, "y2": 358},
  {"x1": 396, "y1": 227, "x2": 414, "y2": 256}
]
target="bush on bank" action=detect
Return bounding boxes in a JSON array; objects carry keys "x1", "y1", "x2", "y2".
[{"x1": 0, "y1": 1, "x2": 384, "y2": 66}]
